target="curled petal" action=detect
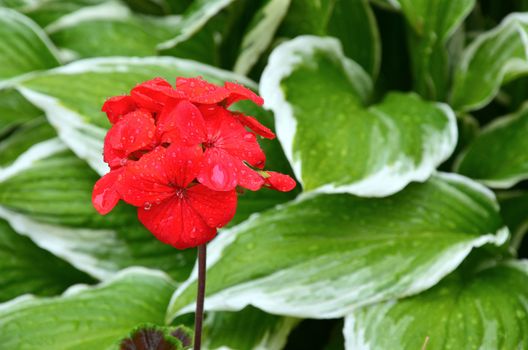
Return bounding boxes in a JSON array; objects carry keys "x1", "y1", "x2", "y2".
[
  {"x1": 235, "y1": 114, "x2": 275, "y2": 139},
  {"x1": 224, "y1": 81, "x2": 264, "y2": 106},
  {"x1": 131, "y1": 77, "x2": 183, "y2": 113},
  {"x1": 176, "y1": 76, "x2": 230, "y2": 104},
  {"x1": 138, "y1": 197, "x2": 217, "y2": 249},
  {"x1": 199, "y1": 148, "x2": 264, "y2": 191},
  {"x1": 157, "y1": 100, "x2": 206, "y2": 145},
  {"x1": 103, "y1": 109, "x2": 157, "y2": 169},
  {"x1": 102, "y1": 95, "x2": 137, "y2": 124},
  {"x1": 92, "y1": 168, "x2": 124, "y2": 215},
  {"x1": 263, "y1": 171, "x2": 297, "y2": 192}
]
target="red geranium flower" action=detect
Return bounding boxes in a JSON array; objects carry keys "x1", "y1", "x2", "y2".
[{"x1": 93, "y1": 76, "x2": 296, "y2": 249}]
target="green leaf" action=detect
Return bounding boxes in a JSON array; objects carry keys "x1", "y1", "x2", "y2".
[
  {"x1": 167, "y1": 173, "x2": 507, "y2": 320},
  {"x1": 0, "y1": 87, "x2": 42, "y2": 137},
  {"x1": 0, "y1": 117, "x2": 56, "y2": 167},
  {"x1": 455, "y1": 104, "x2": 528, "y2": 188},
  {"x1": 278, "y1": 0, "x2": 381, "y2": 77},
  {"x1": 0, "y1": 218, "x2": 94, "y2": 302},
  {"x1": 451, "y1": 13, "x2": 528, "y2": 111},
  {"x1": 46, "y1": 2, "x2": 181, "y2": 59},
  {"x1": 16, "y1": 56, "x2": 259, "y2": 175},
  {"x1": 400, "y1": 0, "x2": 475, "y2": 99},
  {"x1": 0, "y1": 268, "x2": 175, "y2": 350},
  {"x1": 260, "y1": 36, "x2": 457, "y2": 196},
  {"x1": 233, "y1": 0, "x2": 291, "y2": 75},
  {"x1": 203, "y1": 307, "x2": 299, "y2": 350},
  {"x1": 0, "y1": 7, "x2": 60, "y2": 82},
  {"x1": 344, "y1": 260, "x2": 528, "y2": 350},
  {"x1": 0, "y1": 140, "x2": 196, "y2": 281},
  {"x1": 156, "y1": 0, "x2": 235, "y2": 51}
]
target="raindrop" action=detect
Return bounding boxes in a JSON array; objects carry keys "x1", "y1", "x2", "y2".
[{"x1": 144, "y1": 202, "x2": 152, "y2": 210}]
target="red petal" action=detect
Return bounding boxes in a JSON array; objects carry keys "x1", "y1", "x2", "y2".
[
  {"x1": 224, "y1": 81, "x2": 264, "y2": 106},
  {"x1": 103, "y1": 109, "x2": 157, "y2": 169},
  {"x1": 176, "y1": 77, "x2": 230, "y2": 104},
  {"x1": 117, "y1": 144, "x2": 203, "y2": 207},
  {"x1": 187, "y1": 184, "x2": 237, "y2": 228},
  {"x1": 130, "y1": 77, "x2": 183, "y2": 113},
  {"x1": 138, "y1": 197, "x2": 217, "y2": 249},
  {"x1": 156, "y1": 100, "x2": 206, "y2": 145},
  {"x1": 236, "y1": 114, "x2": 275, "y2": 139},
  {"x1": 101, "y1": 95, "x2": 137, "y2": 124},
  {"x1": 199, "y1": 148, "x2": 264, "y2": 191},
  {"x1": 264, "y1": 171, "x2": 297, "y2": 192},
  {"x1": 201, "y1": 106, "x2": 266, "y2": 168},
  {"x1": 92, "y1": 168, "x2": 123, "y2": 215}
]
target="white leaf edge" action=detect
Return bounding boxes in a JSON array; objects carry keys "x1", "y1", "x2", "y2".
[
  {"x1": 233, "y1": 0, "x2": 291, "y2": 75},
  {"x1": 156, "y1": 0, "x2": 234, "y2": 51},
  {"x1": 454, "y1": 103, "x2": 528, "y2": 188},
  {"x1": 16, "y1": 56, "x2": 258, "y2": 175},
  {"x1": 260, "y1": 35, "x2": 457, "y2": 197},
  {"x1": 452, "y1": 12, "x2": 528, "y2": 112},
  {"x1": 342, "y1": 260, "x2": 528, "y2": 350},
  {"x1": 167, "y1": 172, "x2": 508, "y2": 320}
]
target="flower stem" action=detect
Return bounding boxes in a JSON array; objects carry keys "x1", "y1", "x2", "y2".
[{"x1": 194, "y1": 244, "x2": 207, "y2": 350}]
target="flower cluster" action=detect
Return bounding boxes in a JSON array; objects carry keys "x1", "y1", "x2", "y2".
[{"x1": 92, "y1": 77, "x2": 296, "y2": 249}]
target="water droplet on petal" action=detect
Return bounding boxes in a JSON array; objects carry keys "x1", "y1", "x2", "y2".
[{"x1": 144, "y1": 202, "x2": 152, "y2": 210}]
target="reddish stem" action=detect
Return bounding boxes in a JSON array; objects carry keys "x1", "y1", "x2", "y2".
[{"x1": 194, "y1": 244, "x2": 206, "y2": 350}]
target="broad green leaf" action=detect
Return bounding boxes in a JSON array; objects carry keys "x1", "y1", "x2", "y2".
[
  {"x1": 278, "y1": 0, "x2": 380, "y2": 77},
  {"x1": 260, "y1": 36, "x2": 457, "y2": 196},
  {"x1": 0, "y1": 7, "x2": 60, "y2": 82},
  {"x1": 344, "y1": 261, "x2": 528, "y2": 350},
  {"x1": 16, "y1": 56, "x2": 258, "y2": 175},
  {"x1": 0, "y1": 117, "x2": 56, "y2": 167},
  {"x1": 0, "y1": 218, "x2": 94, "y2": 302},
  {"x1": 0, "y1": 268, "x2": 175, "y2": 350},
  {"x1": 203, "y1": 307, "x2": 299, "y2": 350},
  {"x1": 0, "y1": 88, "x2": 42, "y2": 137},
  {"x1": 156, "y1": 0, "x2": 235, "y2": 51},
  {"x1": 46, "y1": 2, "x2": 181, "y2": 59},
  {"x1": 498, "y1": 191, "x2": 528, "y2": 250},
  {"x1": 451, "y1": 13, "x2": 528, "y2": 111},
  {"x1": 400, "y1": 0, "x2": 475, "y2": 99},
  {"x1": 455, "y1": 105, "x2": 528, "y2": 188},
  {"x1": 0, "y1": 140, "x2": 196, "y2": 281},
  {"x1": 233, "y1": 0, "x2": 291, "y2": 75},
  {"x1": 167, "y1": 173, "x2": 507, "y2": 320}
]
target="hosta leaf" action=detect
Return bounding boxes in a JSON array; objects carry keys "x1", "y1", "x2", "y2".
[
  {"x1": 0, "y1": 117, "x2": 56, "y2": 167},
  {"x1": 260, "y1": 36, "x2": 457, "y2": 196},
  {"x1": 233, "y1": 0, "x2": 291, "y2": 75},
  {"x1": 0, "y1": 88, "x2": 42, "y2": 137},
  {"x1": 8, "y1": 0, "x2": 106, "y2": 27},
  {"x1": 46, "y1": 2, "x2": 181, "y2": 59},
  {"x1": 451, "y1": 13, "x2": 528, "y2": 111},
  {"x1": 0, "y1": 268, "x2": 175, "y2": 350},
  {"x1": 0, "y1": 7, "x2": 60, "y2": 82},
  {"x1": 203, "y1": 307, "x2": 299, "y2": 350},
  {"x1": 344, "y1": 261, "x2": 528, "y2": 350},
  {"x1": 0, "y1": 218, "x2": 94, "y2": 302},
  {"x1": 156, "y1": 0, "x2": 235, "y2": 51},
  {"x1": 400, "y1": 0, "x2": 475, "y2": 99},
  {"x1": 0, "y1": 139, "x2": 195, "y2": 280},
  {"x1": 16, "y1": 56, "x2": 258, "y2": 175},
  {"x1": 167, "y1": 173, "x2": 507, "y2": 320},
  {"x1": 278, "y1": 0, "x2": 380, "y2": 77},
  {"x1": 455, "y1": 105, "x2": 528, "y2": 188}
]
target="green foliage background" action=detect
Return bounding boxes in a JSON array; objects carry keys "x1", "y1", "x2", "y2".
[{"x1": 1, "y1": 0, "x2": 528, "y2": 349}]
